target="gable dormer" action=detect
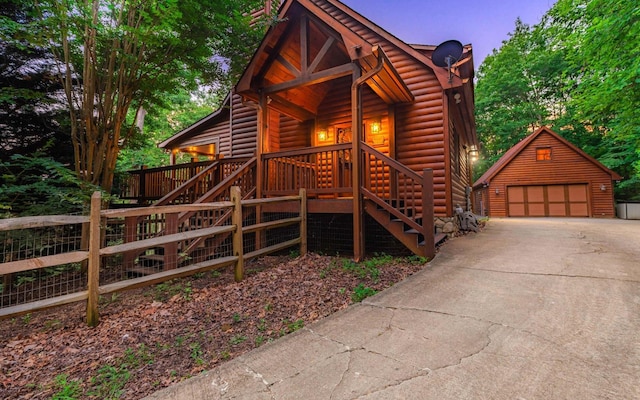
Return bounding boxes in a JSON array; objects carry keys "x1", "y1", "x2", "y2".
[{"x1": 236, "y1": 0, "x2": 412, "y2": 121}]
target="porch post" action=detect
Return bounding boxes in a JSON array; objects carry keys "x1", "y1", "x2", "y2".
[
  {"x1": 351, "y1": 66, "x2": 364, "y2": 261},
  {"x1": 256, "y1": 92, "x2": 266, "y2": 199},
  {"x1": 255, "y1": 92, "x2": 267, "y2": 251}
]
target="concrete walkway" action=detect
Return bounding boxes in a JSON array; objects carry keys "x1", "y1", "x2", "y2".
[{"x1": 145, "y1": 218, "x2": 640, "y2": 400}]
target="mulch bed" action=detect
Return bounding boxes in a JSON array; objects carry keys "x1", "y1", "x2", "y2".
[{"x1": 0, "y1": 252, "x2": 433, "y2": 399}]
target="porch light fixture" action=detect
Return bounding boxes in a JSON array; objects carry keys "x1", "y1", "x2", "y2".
[
  {"x1": 600, "y1": 184, "x2": 606, "y2": 191},
  {"x1": 317, "y1": 129, "x2": 327, "y2": 142},
  {"x1": 495, "y1": 187, "x2": 500, "y2": 195},
  {"x1": 468, "y1": 145, "x2": 479, "y2": 163},
  {"x1": 370, "y1": 120, "x2": 381, "y2": 134}
]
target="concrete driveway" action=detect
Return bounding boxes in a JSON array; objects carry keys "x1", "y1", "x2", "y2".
[{"x1": 145, "y1": 218, "x2": 640, "y2": 400}]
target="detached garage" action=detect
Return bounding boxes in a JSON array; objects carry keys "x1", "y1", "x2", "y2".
[{"x1": 473, "y1": 127, "x2": 622, "y2": 218}]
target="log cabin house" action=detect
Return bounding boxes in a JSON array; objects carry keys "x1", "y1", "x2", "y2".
[
  {"x1": 472, "y1": 127, "x2": 622, "y2": 218},
  {"x1": 121, "y1": 0, "x2": 478, "y2": 261}
]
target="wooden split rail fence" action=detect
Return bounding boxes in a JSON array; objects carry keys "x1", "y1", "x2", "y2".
[{"x1": 0, "y1": 187, "x2": 307, "y2": 326}]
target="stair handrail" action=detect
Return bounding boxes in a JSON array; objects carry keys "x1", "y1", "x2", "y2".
[
  {"x1": 153, "y1": 157, "x2": 252, "y2": 207},
  {"x1": 360, "y1": 142, "x2": 424, "y2": 232},
  {"x1": 123, "y1": 157, "x2": 257, "y2": 267},
  {"x1": 118, "y1": 160, "x2": 215, "y2": 201},
  {"x1": 178, "y1": 157, "x2": 257, "y2": 223},
  {"x1": 173, "y1": 157, "x2": 257, "y2": 258}
]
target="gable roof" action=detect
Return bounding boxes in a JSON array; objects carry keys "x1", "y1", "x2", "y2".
[
  {"x1": 315, "y1": 0, "x2": 471, "y2": 89},
  {"x1": 473, "y1": 126, "x2": 623, "y2": 189},
  {"x1": 158, "y1": 94, "x2": 231, "y2": 150},
  {"x1": 235, "y1": 0, "x2": 472, "y2": 106},
  {"x1": 160, "y1": 0, "x2": 476, "y2": 150}
]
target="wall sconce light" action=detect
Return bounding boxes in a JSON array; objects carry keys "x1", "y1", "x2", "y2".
[
  {"x1": 370, "y1": 120, "x2": 381, "y2": 134},
  {"x1": 454, "y1": 92, "x2": 462, "y2": 104},
  {"x1": 600, "y1": 184, "x2": 606, "y2": 191},
  {"x1": 317, "y1": 129, "x2": 327, "y2": 142},
  {"x1": 469, "y1": 145, "x2": 479, "y2": 163},
  {"x1": 495, "y1": 187, "x2": 500, "y2": 195}
]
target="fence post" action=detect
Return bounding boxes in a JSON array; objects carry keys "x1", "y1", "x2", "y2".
[
  {"x1": 299, "y1": 188, "x2": 307, "y2": 255},
  {"x1": 123, "y1": 216, "x2": 137, "y2": 269},
  {"x1": 164, "y1": 213, "x2": 178, "y2": 270},
  {"x1": 422, "y1": 168, "x2": 435, "y2": 260},
  {"x1": 231, "y1": 186, "x2": 244, "y2": 282},
  {"x1": 86, "y1": 191, "x2": 102, "y2": 327}
]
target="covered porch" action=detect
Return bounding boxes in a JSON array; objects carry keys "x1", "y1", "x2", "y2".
[{"x1": 236, "y1": 1, "x2": 428, "y2": 259}]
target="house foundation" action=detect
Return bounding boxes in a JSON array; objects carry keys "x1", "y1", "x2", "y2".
[{"x1": 435, "y1": 216, "x2": 460, "y2": 237}]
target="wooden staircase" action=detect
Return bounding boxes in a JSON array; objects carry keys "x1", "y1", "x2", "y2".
[
  {"x1": 126, "y1": 157, "x2": 257, "y2": 274},
  {"x1": 360, "y1": 143, "x2": 437, "y2": 260},
  {"x1": 364, "y1": 199, "x2": 446, "y2": 257}
]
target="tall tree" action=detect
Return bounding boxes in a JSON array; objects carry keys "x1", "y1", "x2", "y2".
[
  {"x1": 115, "y1": 89, "x2": 221, "y2": 174},
  {"x1": 0, "y1": 0, "x2": 72, "y2": 162},
  {"x1": 474, "y1": 19, "x2": 559, "y2": 169},
  {"x1": 546, "y1": 0, "x2": 640, "y2": 199},
  {"x1": 26, "y1": 0, "x2": 265, "y2": 194}
]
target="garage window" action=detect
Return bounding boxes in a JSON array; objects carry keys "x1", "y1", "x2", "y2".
[{"x1": 536, "y1": 147, "x2": 552, "y2": 161}]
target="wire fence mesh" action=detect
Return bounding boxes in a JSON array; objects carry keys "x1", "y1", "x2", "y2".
[
  {"x1": 1, "y1": 222, "x2": 88, "y2": 308},
  {"x1": 0, "y1": 193, "x2": 305, "y2": 316}
]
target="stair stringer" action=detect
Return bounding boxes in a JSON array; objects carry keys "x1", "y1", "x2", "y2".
[{"x1": 364, "y1": 199, "x2": 427, "y2": 257}]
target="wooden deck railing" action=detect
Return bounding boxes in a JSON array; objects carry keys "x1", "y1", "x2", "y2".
[
  {"x1": 0, "y1": 188, "x2": 307, "y2": 326},
  {"x1": 262, "y1": 143, "x2": 353, "y2": 197},
  {"x1": 118, "y1": 160, "x2": 215, "y2": 203},
  {"x1": 118, "y1": 158, "x2": 250, "y2": 204},
  {"x1": 152, "y1": 157, "x2": 253, "y2": 206}
]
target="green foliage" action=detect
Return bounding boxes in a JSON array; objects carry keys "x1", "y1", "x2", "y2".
[
  {"x1": 257, "y1": 318, "x2": 267, "y2": 332},
  {"x1": 114, "y1": 90, "x2": 221, "y2": 176},
  {"x1": 405, "y1": 255, "x2": 428, "y2": 265},
  {"x1": 547, "y1": 0, "x2": 640, "y2": 200},
  {"x1": 333, "y1": 254, "x2": 392, "y2": 283},
  {"x1": 284, "y1": 319, "x2": 304, "y2": 333},
  {"x1": 51, "y1": 374, "x2": 82, "y2": 400},
  {"x1": 0, "y1": 148, "x2": 98, "y2": 216},
  {"x1": 151, "y1": 279, "x2": 193, "y2": 302},
  {"x1": 88, "y1": 344, "x2": 153, "y2": 399},
  {"x1": 278, "y1": 319, "x2": 304, "y2": 336},
  {"x1": 189, "y1": 342, "x2": 205, "y2": 365},
  {"x1": 475, "y1": 19, "x2": 567, "y2": 169},
  {"x1": 229, "y1": 335, "x2": 248, "y2": 345},
  {"x1": 89, "y1": 365, "x2": 129, "y2": 399},
  {"x1": 289, "y1": 248, "x2": 301, "y2": 258},
  {"x1": 14, "y1": 0, "x2": 267, "y2": 193},
  {"x1": 351, "y1": 284, "x2": 378, "y2": 303},
  {"x1": 0, "y1": 2, "x2": 73, "y2": 164}
]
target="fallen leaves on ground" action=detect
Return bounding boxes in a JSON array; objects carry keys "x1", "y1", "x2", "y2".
[{"x1": 0, "y1": 252, "x2": 431, "y2": 399}]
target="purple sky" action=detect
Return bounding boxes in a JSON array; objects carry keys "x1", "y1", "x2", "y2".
[{"x1": 341, "y1": 0, "x2": 556, "y2": 68}]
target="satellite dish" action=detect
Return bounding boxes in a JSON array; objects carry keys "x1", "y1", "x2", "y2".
[{"x1": 431, "y1": 40, "x2": 463, "y2": 83}]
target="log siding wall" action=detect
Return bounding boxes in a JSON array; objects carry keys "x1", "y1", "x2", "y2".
[
  {"x1": 449, "y1": 119, "x2": 472, "y2": 210},
  {"x1": 230, "y1": 94, "x2": 259, "y2": 157},
  {"x1": 179, "y1": 120, "x2": 227, "y2": 155}
]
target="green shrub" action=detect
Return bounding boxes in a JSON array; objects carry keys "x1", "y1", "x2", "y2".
[{"x1": 351, "y1": 284, "x2": 377, "y2": 302}]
